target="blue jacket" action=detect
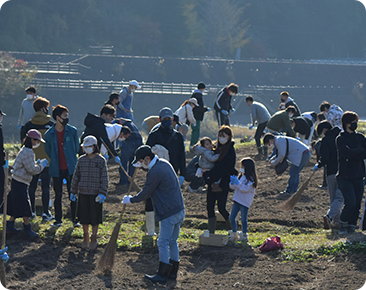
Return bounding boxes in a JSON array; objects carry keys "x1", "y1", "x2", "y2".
[
  {"x1": 44, "y1": 124, "x2": 79, "y2": 177},
  {"x1": 130, "y1": 158, "x2": 185, "y2": 221}
]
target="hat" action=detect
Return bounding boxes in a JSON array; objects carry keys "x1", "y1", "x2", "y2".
[
  {"x1": 280, "y1": 91, "x2": 289, "y2": 96},
  {"x1": 189, "y1": 98, "x2": 199, "y2": 107},
  {"x1": 173, "y1": 114, "x2": 181, "y2": 126},
  {"x1": 197, "y1": 82, "x2": 206, "y2": 89},
  {"x1": 81, "y1": 135, "x2": 97, "y2": 147},
  {"x1": 159, "y1": 107, "x2": 173, "y2": 119},
  {"x1": 0, "y1": 108, "x2": 5, "y2": 116},
  {"x1": 179, "y1": 124, "x2": 189, "y2": 138},
  {"x1": 132, "y1": 145, "x2": 153, "y2": 164},
  {"x1": 26, "y1": 129, "x2": 45, "y2": 143},
  {"x1": 129, "y1": 80, "x2": 141, "y2": 89}
]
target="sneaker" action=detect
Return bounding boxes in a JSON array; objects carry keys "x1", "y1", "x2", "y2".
[
  {"x1": 238, "y1": 232, "x2": 248, "y2": 242},
  {"x1": 279, "y1": 191, "x2": 292, "y2": 195},
  {"x1": 338, "y1": 227, "x2": 348, "y2": 236},
  {"x1": 73, "y1": 222, "x2": 81, "y2": 228},
  {"x1": 42, "y1": 212, "x2": 54, "y2": 222},
  {"x1": 318, "y1": 184, "x2": 327, "y2": 190},
  {"x1": 197, "y1": 186, "x2": 206, "y2": 193},
  {"x1": 228, "y1": 230, "x2": 239, "y2": 241},
  {"x1": 187, "y1": 185, "x2": 197, "y2": 193},
  {"x1": 51, "y1": 221, "x2": 62, "y2": 228},
  {"x1": 323, "y1": 215, "x2": 332, "y2": 230}
]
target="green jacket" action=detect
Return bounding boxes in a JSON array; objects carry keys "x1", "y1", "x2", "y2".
[{"x1": 266, "y1": 110, "x2": 296, "y2": 137}]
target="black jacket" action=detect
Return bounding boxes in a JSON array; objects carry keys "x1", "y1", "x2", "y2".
[
  {"x1": 293, "y1": 116, "x2": 312, "y2": 139},
  {"x1": 285, "y1": 99, "x2": 301, "y2": 117},
  {"x1": 214, "y1": 87, "x2": 232, "y2": 113},
  {"x1": 192, "y1": 90, "x2": 208, "y2": 121},
  {"x1": 146, "y1": 126, "x2": 186, "y2": 177},
  {"x1": 203, "y1": 141, "x2": 237, "y2": 192},
  {"x1": 336, "y1": 130, "x2": 366, "y2": 180},
  {"x1": 80, "y1": 113, "x2": 118, "y2": 156},
  {"x1": 318, "y1": 126, "x2": 341, "y2": 175}
]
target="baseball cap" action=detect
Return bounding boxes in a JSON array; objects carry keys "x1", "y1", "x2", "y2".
[
  {"x1": 129, "y1": 80, "x2": 141, "y2": 89},
  {"x1": 26, "y1": 129, "x2": 45, "y2": 143},
  {"x1": 132, "y1": 145, "x2": 153, "y2": 164},
  {"x1": 159, "y1": 107, "x2": 173, "y2": 120},
  {"x1": 189, "y1": 98, "x2": 199, "y2": 107},
  {"x1": 81, "y1": 135, "x2": 97, "y2": 147},
  {"x1": 0, "y1": 108, "x2": 6, "y2": 116}
]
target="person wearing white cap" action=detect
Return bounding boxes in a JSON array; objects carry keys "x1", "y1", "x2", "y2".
[
  {"x1": 174, "y1": 98, "x2": 198, "y2": 129},
  {"x1": 116, "y1": 80, "x2": 141, "y2": 121}
]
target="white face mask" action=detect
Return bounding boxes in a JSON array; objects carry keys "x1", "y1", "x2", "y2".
[
  {"x1": 141, "y1": 158, "x2": 149, "y2": 169},
  {"x1": 84, "y1": 147, "x2": 94, "y2": 154},
  {"x1": 240, "y1": 168, "x2": 245, "y2": 174},
  {"x1": 32, "y1": 142, "x2": 41, "y2": 149},
  {"x1": 27, "y1": 94, "x2": 34, "y2": 100},
  {"x1": 288, "y1": 113, "x2": 294, "y2": 118},
  {"x1": 130, "y1": 88, "x2": 136, "y2": 93},
  {"x1": 118, "y1": 137, "x2": 126, "y2": 142},
  {"x1": 219, "y1": 137, "x2": 228, "y2": 145}
]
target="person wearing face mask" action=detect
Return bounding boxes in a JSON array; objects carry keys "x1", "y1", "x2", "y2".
[
  {"x1": 116, "y1": 80, "x2": 141, "y2": 121},
  {"x1": 7, "y1": 129, "x2": 48, "y2": 238},
  {"x1": 112, "y1": 117, "x2": 142, "y2": 185},
  {"x1": 319, "y1": 101, "x2": 344, "y2": 129},
  {"x1": 265, "y1": 106, "x2": 297, "y2": 138},
  {"x1": 203, "y1": 125, "x2": 237, "y2": 234},
  {"x1": 213, "y1": 83, "x2": 238, "y2": 126},
  {"x1": 122, "y1": 145, "x2": 185, "y2": 283},
  {"x1": 335, "y1": 111, "x2": 366, "y2": 235},
  {"x1": 278, "y1": 91, "x2": 301, "y2": 117},
  {"x1": 44, "y1": 105, "x2": 80, "y2": 228},
  {"x1": 104, "y1": 92, "x2": 120, "y2": 110},
  {"x1": 21, "y1": 97, "x2": 54, "y2": 221},
  {"x1": 17, "y1": 86, "x2": 38, "y2": 141}
]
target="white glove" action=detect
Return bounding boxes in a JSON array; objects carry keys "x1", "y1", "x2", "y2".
[{"x1": 122, "y1": 195, "x2": 132, "y2": 204}]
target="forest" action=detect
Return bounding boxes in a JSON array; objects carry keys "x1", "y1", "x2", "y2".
[{"x1": 0, "y1": 0, "x2": 365, "y2": 60}]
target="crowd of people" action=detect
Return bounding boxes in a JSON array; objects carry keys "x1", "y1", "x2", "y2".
[{"x1": 0, "y1": 81, "x2": 366, "y2": 283}]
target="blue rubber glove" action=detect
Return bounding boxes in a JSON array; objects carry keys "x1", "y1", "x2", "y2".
[
  {"x1": 296, "y1": 137, "x2": 301, "y2": 141},
  {"x1": 221, "y1": 109, "x2": 228, "y2": 115},
  {"x1": 96, "y1": 194, "x2": 106, "y2": 203},
  {"x1": 249, "y1": 125, "x2": 254, "y2": 130},
  {"x1": 115, "y1": 156, "x2": 122, "y2": 166},
  {"x1": 40, "y1": 159, "x2": 49, "y2": 168},
  {"x1": 230, "y1": 175, "x2": 240, "y2": 185},
  {"x1": 70, "y1": 193, "x2": 77, "y2": 202},
  {"x1": 178, "y1": 176, "x2": 184, "y2": 187},
  {"x1": 207, "y1": 107, "x2": 211, "y2": 112},
  {"x1": 103, "y1": 154, "x2": 109, "y2": 162},
  {"x1": 0, "y1": 247, "x2": 9, "y2": 264},
  {"x1": 313, "y1": 164, "x2": 319, "y2": 172},
  {"x1": 3, "y1": 160, "x2": 8, "y2": 170},
  {"x1": 17, "y1": 124, "x2": 21, "y2": 130},
  {"x1": 231, "y1": 108, "x2": 236, "y2": 114}
]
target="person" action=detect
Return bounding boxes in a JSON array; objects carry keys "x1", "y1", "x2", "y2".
[
  {"x1": 101, "y1": 124, "x2": 131, "y2": 158},
  {"x1": 190, "y1": 82, "x2": 209, "y2": 147},
  {"x1": 192, "y1": 137, "x2": 220, "y2": 178},
  {"x1": 319, "y1": 101, "x2": 343, "y2": 128},
  {"x1": 213, "y1": 83, "x2": 238, "y2": 126},
  {"x1": 70, "y1": 136, "x2": 108, "y2": 250},
  {"x1": 145, "y1": 107, "x2": 186, "y2": 235},
  {"x1": 21, "y1": 97, "x2": 54, "y2": 221},
  {"x1": 79, "y1": 105, "x2": 121, "y2": 166},
  {"x1": 104, "y1": 92, "x2": 120, "y2": 109},
  {"x1": 185, "y1": 155, "x2": 205, "y2": 193},
  {"x1": 278, "y1": 91, "x2": 301, "y2": 117},
  {"x1": 291, "y1": 116, "x2": 313, "y2": 145},
  {"x1": 203, "y1": 125, "x2": 237, "y2": 234},
  {"x1": 302, "y1": 111, "x2": 318, "y2": 141},
  {"x1": 336, "y1": 111, "x2": 366, "y2": 235},
  {"x1": 44, "y1": 105, "x2": 80, "y2": 228},
  {"x1": 0, "y1": 108, "x2": 6, "y2": 211},
  {"x1": 263, "y1": 133, "x2": 311, "y2": 194},
  {"x1": 17, "y1": 86, "x2": 38, "y2": 141},
  {"x1": 266, "y1": 106, "x2": 297, "y2": 137},
  {"x1": 113, "y1": 117, "x2": 143, "y2": 185},
  {"x1": 229, "y1": 157, "x2": 258, "y2": 242},
  {"x1": 141, "y1": 115, "x2": 160, "y2": 135},
  {"x1": 116, "y1": 80, "x2": 141, "y2": 121},
  {"x1": 313, "y1": 120, "x2": 343, "y2": 229},
  {"x1": 6, "y1": 129, "x2": 49, "y2": 237},
  {"x1": 122, "y1": 145, "x2": 185, "y2": 283},
  {"x1": 245, "y1": 95, "x2": 271, "y2": 159},
  {"x1": 174, "y1": 98, "x2": 198, "y2": 128}
]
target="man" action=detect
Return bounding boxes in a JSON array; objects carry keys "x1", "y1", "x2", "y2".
[
  {"x1": 117, "y1": 80, "x2": 141, "y2": 121},
  {"x1": 17, "y1": 86, "x2": 38, "y2": 141},
  {"x1": 246, "y1": 95, "x2": 271, "y2": 159},
  {"x1": 21, "y1": 97, "x2": 54, "y2": 221},
  {"x1": 213, "y1": 83, "x2": 238, "y2": 126},
  {"x1": 44, "y1": 105, "x2": 80, "y2": 228},
  {"x1": 122, "y1": 145, "x2": 185, "y2": 283},
  {"x1": 104, "y1": 92, "x2": 120, "y2": 109},
  {"x1": 278, "y1": 91, "x2": 301, "y2": 117},
  {"x1": 319, "y1": 101, "x2": 343, "y2": 128},
  {"x1": 190, "y1": 82, "x2": 209, "y2": 146},
  {"x1": 291, "y1": 116, "x2": 313, "y2": 145},
  {"x1": 263, "y1": 133, "x2": 311, "y2": 194},
  {"x1": 145, "y1": 107, "x2": 186, "y2": 235},
  {"x1": 266, "y1": 106, "x2": 297, "y2": 137},
  {"x1": 113, "y1": 117, "x2": 143, "y2": 185},
  {"x1": 313, "y1": 120, "x2": 343, "y2": 229},
  {"x1": 79, "y1": 105, "x2": 121, "y2": 166}
]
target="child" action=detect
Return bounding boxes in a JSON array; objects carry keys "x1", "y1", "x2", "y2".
[
  {"x1": 70, "y1": 136, "x2": 108, "y2": 250},
  {"x1": 229, "y1": 157, "x2": 258, "y2": 242},
  {"x1": 7, "y1": 129, "x2": 49, "y2": 237},
  {"x1": 193, "y1": 137, "x2": 220, "y2": 177}
]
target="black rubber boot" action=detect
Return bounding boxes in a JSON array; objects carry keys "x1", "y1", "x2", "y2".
[
  {"x1": 168, "y1": 259, "x2": 179, "y2": 279},
  {"x1": 208, "y1": 217, "x2": 216, "y2": 234},
  {"x1": 225, "y1": 219, "x2": 232, "y2": 231},
  {"x1": 255, "y1": 146, "x2": 264, "y2": 160},
  {"x1": 6, "y1": 220, "x2": 21, "y2": 234},
  {"x1": 145, "y1": 261, "x2": 172, "y2": 284},
  {"x1": 23, "y1": 223, "x2": 39, "y2": 238}
]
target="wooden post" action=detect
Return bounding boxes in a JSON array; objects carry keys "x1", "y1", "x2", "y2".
[{"x1": 0, "y1": 152, "x2": 9, "y2": 287}]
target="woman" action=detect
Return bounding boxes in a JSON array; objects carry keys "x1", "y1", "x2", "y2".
[
  {"x1": 336, "y1": 111, "x2": 366, "y2": 235},
  {"x1": 174, "y1": 98, "x2": 198, "y2": 127},
  {"x1": 203, "y1": 125, "x2": 237, "y2": 233}
]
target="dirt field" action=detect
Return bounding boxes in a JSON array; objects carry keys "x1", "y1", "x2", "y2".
[{"x1": 2, "y1": 144, "x2": 366, "y2": 290}]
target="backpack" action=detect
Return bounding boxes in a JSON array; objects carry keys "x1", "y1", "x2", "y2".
[{"x1": 151, "y1": 130, "x2": 176, "y2": 162}]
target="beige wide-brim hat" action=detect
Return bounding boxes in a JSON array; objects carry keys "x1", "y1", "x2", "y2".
[
  {"x1": 81, "y1": 135, "x2": 97, "y2": 147},
  {"x1": 189, "y1": 98, "x2": 199, "y2": 106}
]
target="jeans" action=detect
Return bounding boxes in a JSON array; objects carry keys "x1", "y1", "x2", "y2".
[
  {"x1": 337, "y1": 178, "x2": 364, "y2": 226},
  {"x1": 326, "y1": 174, "x2": 344, "y2": 223},
  {"x1": 229, "y1": 201, "x2": 249, "y2": 233},
  {"x1": 206, "y1": 186, "x2": 229, "y2": 219},
  {"x1": 286, "y1": 150, "x2": 311, "y2": 193},
  {"x1": 190, "y1": 121, "x2": 201, "y2": 146},
  {"x1": 157, "y1": 209, "x2": 185, "y2": 264},
  {"x1": 53, "y1": 170, "x2": 77, "y2": 223},
  {"x1": 119, "y1": 140, "x2": 142, "y2": 184},
  {"x1": 255, "y1": 122, "x2": 267, "y2": 148},
  {"x1": 28, "y1": 167, "x2": 51, "y2": 214}
]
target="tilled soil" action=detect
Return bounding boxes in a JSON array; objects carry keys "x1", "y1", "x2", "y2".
[{"x1": 3, "y1": 145, "x2": 366, "y2": 290}]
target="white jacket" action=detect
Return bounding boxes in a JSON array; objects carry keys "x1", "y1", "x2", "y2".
[
  {"x1": 230, "y1": 175, "x2": 255, "y2": 208},
  {"x1": 270, "y1": 136, "x2": 309, "y2": 167},
  {"x1": 12, "y1": 147, "x2": 44, "y2": 185},
  {"x1": 175, "y1": 104, "x2": 196, "y2": 126},
  {"x1": 101, "y1": 123, "x2": 122, "y2": 155}
]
